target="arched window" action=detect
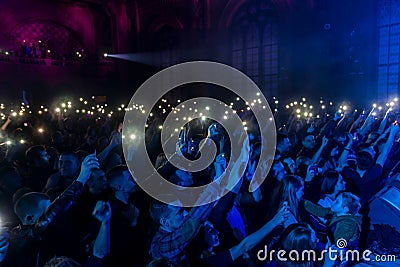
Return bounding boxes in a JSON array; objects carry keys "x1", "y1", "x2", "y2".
[
  {"x1": 263, "y1": 20, "x2": 278, "y2": 96},
  {"x1": 246, "y1": 23, "x2": 260, "y2": 84},
  {"x1": 232, "y1": 29, "x2": 244, "y2": 72},
  {"x1": 231, "y1": 0, "x2": 279, "y2": 97}
]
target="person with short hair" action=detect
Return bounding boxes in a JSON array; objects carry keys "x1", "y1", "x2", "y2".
[
  {"x1": 43, "y1": 151, "x2": 80, "y2": 200},
  {"x1": 304, "y1": 192, "x2": 362, "y2": 249},
  {"x1": 340, "y1": 125, "x2": 400, "y2": 205},
  {"x1": 23, "y1": 145, "x2": 53, "y2": 192},
  {"x1": 101, "y1": 164, "x2": 148, "y2": 267},
  {"x1": 14, "y1": 192, "x2": 51, "y2": 225},
  {"x1": 1, "y1": 153, "x2": 99, "y2": 267},
  {"x1": 148, "y1": 140, "x2": 249, "y2": 267}
]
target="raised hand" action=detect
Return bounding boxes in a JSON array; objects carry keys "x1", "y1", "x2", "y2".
[
  {"x1": 92, "y1": 201, "x2": 112, "y2": 223},
  {"x1": 214, "y1": 153, "x2": 227, "y2": 169},
  {"x1": 390, "y1": 123, "x2": 400, "y2": 137},
  {"x1": 270, "y1": 205, "x2": 290, "y2": 227},
  {"x1": 109, "y1": 132, "x2": 122, "y2": 147},
  {"x1": 77, "y1": 152, "x2": 99, "y2": 184},
  {"x1": 305, "y1": 165, "x2": 317, "y2": 182},
  {"x1": 321, "y1": 136, "x2": 329, "y2": 147}
]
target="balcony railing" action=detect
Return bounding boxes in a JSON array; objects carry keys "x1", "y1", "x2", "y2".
[{"x1": 0, "y1": 55, "x2": 114, "y2": 67}]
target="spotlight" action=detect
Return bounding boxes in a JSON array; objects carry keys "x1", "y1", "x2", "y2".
[{"x1": 104, "y1": 53, "x2": 108, "y2": 58}]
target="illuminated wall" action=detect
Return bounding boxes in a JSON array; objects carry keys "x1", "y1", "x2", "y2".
[{"x1": 378, "y1": 0, "x2": 400, "y2": 101}]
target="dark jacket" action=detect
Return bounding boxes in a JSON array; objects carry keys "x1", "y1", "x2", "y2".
[{"x1": 2, "y1": 180, "x2": 85, "y2": 267}]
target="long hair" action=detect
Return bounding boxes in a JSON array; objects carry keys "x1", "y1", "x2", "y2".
[
  {"x1": 320, "y1": 169, "x2": 340, "y2": 196},
  {"x1": 267, "y1": 175, "x2": 304, "y2": 222},
  {"x1": 278, "y1": 223, "x2": 316, "y2": 267}
]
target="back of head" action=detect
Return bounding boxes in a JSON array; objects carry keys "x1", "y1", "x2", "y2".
[
  {"x1": 147, "y1": 258, "x2": 180, "y2": 267},
  {"x1": 281, "y1": 223, "x2": 314, "y2": 250},
  {"x1": 14, "y1": 192, "x2": 50, "y2": 225},
  {"x1": 321, "y1": 169, "x2": 340, "y2": 195},
  {"x1": 43, "y1": 256, "x2": 81, "y2": 267},
  {"x1": 279, "y1": 175, "x2": 303, "y2": 202},
  {"x1": 12, "y1": 187, "x2": 33, "y2": 205},
  {"x1": 279, "y1": 223, "x2": 315, "y2": 267},
  {"x1": 269, "y1": 175, "x2": 303, "y2": 220},
  {"x1": 107, "y1": 164, "x2": 128, "y2": 180},
  {"x1": 25, "y1": 145, "x2": 47, "y2": 167}
]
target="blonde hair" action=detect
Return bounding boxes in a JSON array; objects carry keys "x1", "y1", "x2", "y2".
[{"x1": 340, "y1": 192, "x2": 361, "y2": 215}]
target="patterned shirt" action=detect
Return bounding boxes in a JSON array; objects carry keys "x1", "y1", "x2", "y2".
[{"x1": 150, "y1": 203, "x2": 215, "y2": 266}]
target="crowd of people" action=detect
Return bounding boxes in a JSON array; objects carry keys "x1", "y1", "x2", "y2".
[
  {"x1": 0, "y1": 39, "x2": 86, "y2": 64},
  {"x1": 0, "y1": 94, "x2": 398, "y2": 267}
]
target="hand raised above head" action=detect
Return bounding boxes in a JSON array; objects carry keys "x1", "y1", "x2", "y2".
[
  {"x1": 77, "y1": 153, "x2": 100, "y2": 184},
  {"x1": 214, "y1": 153, "x2": 227, "y2": 169}
]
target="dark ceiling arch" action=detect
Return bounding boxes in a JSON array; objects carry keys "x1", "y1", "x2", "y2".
[{"x1": 148, "y1": 15, "x2": 184, "y2": 33}]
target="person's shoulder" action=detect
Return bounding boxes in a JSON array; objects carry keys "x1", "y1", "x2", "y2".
[
  {"x1": 318, "y1": 196, "x2": 332, "y2": 208},
  {"x1": 48, "y1": 172, "x2": 61, "y2": 180}
]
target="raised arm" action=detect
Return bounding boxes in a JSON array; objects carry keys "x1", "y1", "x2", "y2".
[
  {"x1": 35, "y1": 153, "x2": 99, "y2": 233},
  {"x1": 0, "y1": 116, "x2": 12, "y2": 132},
  {"x1": 311, "y1": 136, "x2": 329, "y2": 165},
  {"x1": 97, "y1": 132, "x2": 121, "y2": 164},
  {"x1": 229, "y1": 206, "x2": 288, "y2": 261},
  {"x1": 91, "y1": 201, "x2": 111, "y2": 259},
  {"x1": 338, "y1": 133, "x2": 354, "y2": 169},
  {"x1": 376, "y1": 124, "x2": 400, "y2": 167},
  {"x1": 377, "y1": 108, "x2": 392, "y2": 135}
]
